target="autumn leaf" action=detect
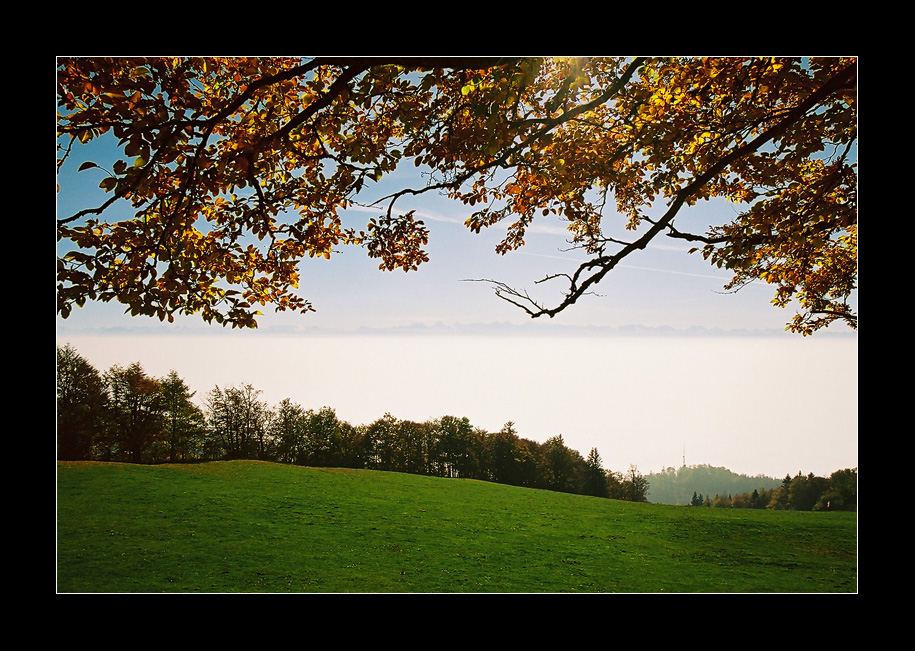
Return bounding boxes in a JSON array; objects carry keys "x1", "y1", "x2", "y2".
[{"x1": 57, "y1": 56, "x2": 856, "y2": 332}]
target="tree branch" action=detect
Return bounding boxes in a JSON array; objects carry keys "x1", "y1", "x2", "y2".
[{"x1": 483, "y1": 61, "x2": 857, "y2": 319}]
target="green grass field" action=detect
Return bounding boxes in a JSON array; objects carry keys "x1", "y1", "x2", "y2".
[{"x1": 57, "y1": 460, "x2": 857, "y2": 593}]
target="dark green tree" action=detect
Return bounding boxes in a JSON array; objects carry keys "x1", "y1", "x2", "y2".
[
  {"x1": 159, "y1": 370, "x2": 206, "y2": 462},
  {"x1": 104, "y1": 362, "x2": 164, "y2": 463},
  {"x1": 582, "y1": 448, "x2": 610, "y2": 498},
  {"x1": 271, "y1": 398, "x2": 308, "y2": 464},
  {"x1": 767, "y1": 474, "x2": 793, "y2": 510},
  {"x1": 205, "y1": 384, "x2": 272, "y2": 460},
  {"x1": 366, "y1": 413, "x2": 399, "y2": 471},
  {"x1": 436, "y1": 416, "x2": 482, "y2": 479},
  {"x1": 57, "y1": 344, "x2": 107, "y2": 460},
  {"x1": 622, "y1": 465, "x2": 650, "y2": 503},
  {"x1": 336, "y1": 422, "x2": 371, "y2": 470},
  {"x1": 513, "y1": 436, "x2": 544, "y2": 488},
  {"x1": 394, "y1": 419, "x2": 430, "y2": 475},
  {"x1": 540, "y1": 435, "x2": 580, "y2": 493},
  {"x1": 788, "y1": 472, "x2": 830, "y2": 511},
  {"x1": 485, "y1": 422, "x2": 524, "y2": 485},
  {"x1": 820, "y1": 468, "x2": 857, "y2": 511},
  {"x1": 302, "y1": 406, "x2": 345, "y2": 467}
]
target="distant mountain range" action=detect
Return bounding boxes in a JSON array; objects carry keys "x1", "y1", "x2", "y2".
[{"x1": 57, "y1": 319, "x2": 857, "y2": 339}]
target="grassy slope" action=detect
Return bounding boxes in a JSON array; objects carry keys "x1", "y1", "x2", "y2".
[{"x1": 57, "y1": 461, "x2": 857, "y2": 593}]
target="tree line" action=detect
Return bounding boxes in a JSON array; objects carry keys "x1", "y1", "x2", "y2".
[
  {"x1": 57, "y1": 344, "x2": 649, "y2": 502},
  {"x1": 684, "y1": 470, "x2": 857, "y2": 512},
  {"x1": 647, "y1": 464, "x2": 782, "y2": 506},
  {"x1": 646, "y1": 464, "x2": 856, "y2": 511}
]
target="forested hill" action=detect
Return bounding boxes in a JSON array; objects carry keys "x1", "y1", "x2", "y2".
[{"x1": 647, "y1": 465, "x2": 781, "y2": 505}]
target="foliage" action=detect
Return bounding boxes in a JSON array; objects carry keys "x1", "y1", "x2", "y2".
[
  {"x1": 57, "y1": 345, "x2": 205, "y2": 464},
  {"x1": 54, "y1": 344, "x2": 637, "y2": 500},
  {"x1": 57, "y1": 460, "x2": 858, "y2": 592},
  {"x1": 787, "y1": 472, "x2": 831, "y2": 511},
  {"x1": 672, "y1": 467, "x2": 857, "y2": 512},
  {"x1": 821, "y1": 468, "x2": 857, "y2": 511},
  {"x1": 365, "y1": 413, "x2": 400, "y2": 472},
  {"x1": 55, "y1": 345, "x2": 852, "y2": 510},
  {"x1": 608, "y1": 465, "x2": 650, "y2": 503},
  {"x1": 205, "y1": 384, "x2": 272, "y2": 460},
  {"x1": 539, "y1": 434, "x2": 582, "y2": 493},
  {"x1": 102, "y1": 362, "x2": 164, "y2": 463},
  {"x1": 647, "y1": 464, "x2": 782, "y2": 505},
  {"x1": 434, "y1": 415, "x2": 484, "y2": 479},
  {"x1": 57, "y1": 57, "x2": 857, "y2": 333},
  {"x1": 582, "y1": 447, "x2": 610, "y2": 498},
  {"x1": 56, "y1": 344, "x2": 108, "y2": 460},
  {"x1": 483, "y1": 422, "x2": 542, "y2": 488},
  {"x1": 300, "y1": 406, "x2": 345, "y2": 467},
  {"x1": 158, "y1": 370, "x2": 206, "y2": 462},
  {"x1": 270, "y1": 398, "x2": 308, "y2": 464}
]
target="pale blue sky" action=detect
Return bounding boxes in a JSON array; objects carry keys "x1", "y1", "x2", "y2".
[{"x1": 57, "y1": 123, "x2": 858, "y2": 480}]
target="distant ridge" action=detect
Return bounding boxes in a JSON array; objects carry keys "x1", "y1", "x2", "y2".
[
  {"x1": 58, "y1": 320, "x2": 857, "y2": 339},
  {"x1": 646, "y1": 464, "x2": 782, "y2": 505}
]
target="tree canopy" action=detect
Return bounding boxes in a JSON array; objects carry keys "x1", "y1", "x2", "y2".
[{"x1": 57, "y1": 57, "x2": 857, "y2": 333}]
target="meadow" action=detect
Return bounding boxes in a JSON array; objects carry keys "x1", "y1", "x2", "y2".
[{"x1": 57, "y1": 460, "x2": 857, "y2": 593}]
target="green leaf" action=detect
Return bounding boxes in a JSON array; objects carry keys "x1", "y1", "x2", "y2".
[{"x1": 77, "y1": 161, "x2": 99, "y2": 172}]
